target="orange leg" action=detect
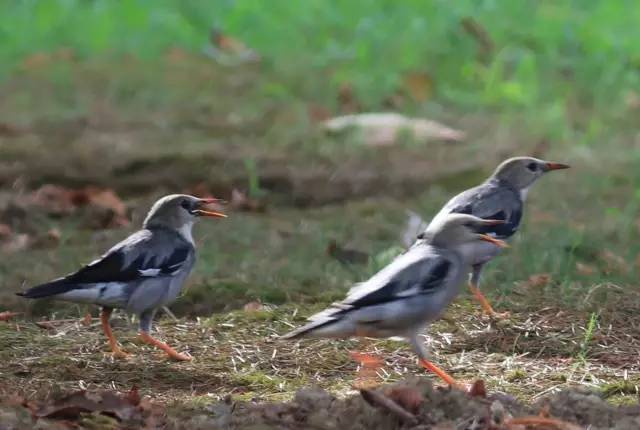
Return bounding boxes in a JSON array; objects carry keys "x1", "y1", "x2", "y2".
[
  {"x1": 419, "y1": 358, "x2": 461, "y2": 388},
  {"x1": 100, "y1": 308, "x2": 130, "y2": 359},
  {"x1": 139, "y1": 331, "x2": 191, "y2": 361},
  {"x1": 469, "y1": 283, "x2": 509, "y2": 319}
]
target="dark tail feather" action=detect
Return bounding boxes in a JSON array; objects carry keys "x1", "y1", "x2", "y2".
[
  {"x1": 280, "y1": 318, "x2": 335, "y2": 340},
  {"x1": 17, "y1": 278, "x2": 76, "y2": 299}
]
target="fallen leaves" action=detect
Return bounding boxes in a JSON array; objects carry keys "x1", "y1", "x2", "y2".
[
  {"x1": 29, "y1": 185, "x2": 129, "y2": 227},
  {"x1": 519, "y1": 273, "x2": 552, "y2": 289},
  {"x1": 230, "y1": 188, "x2": 266, "y2": 212},
  {"x1": 323, "y1": 112, "x2": 465, "y2": 146},
  {"x1": 402, "y1": 71, "x2": 433, "y2": 103},
  {"x1": 0, "y1": 311, "x2": 21, "y2": 322},
  {"x1": 0, "y1": 387, "x2": 164, "y2": 428},
  {"x1": 0, "y1": 185, "x2": 130, "y2": 254},
  {"x1": 360, "y1": 388, "x2": 418, "y2": 425},
  {"x1": 326, "y1": 239, "x2": 369, "y2": 265}
]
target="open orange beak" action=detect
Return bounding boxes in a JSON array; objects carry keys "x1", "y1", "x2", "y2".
[
  {"x1": 544, "y1": 162, "x2": 570, "y2": 171},
  {"x1": 478, "y1": 234, "x2": 509, "y2": 248},
  {"x1": 194, "y1": 197, "x2": 227, "y2": 218}
]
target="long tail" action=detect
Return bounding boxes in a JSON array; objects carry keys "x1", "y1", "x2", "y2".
[{"x1": 16, "y1": 278, "x2": 76, "y2": 299}]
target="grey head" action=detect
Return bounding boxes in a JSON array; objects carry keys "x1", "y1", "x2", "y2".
[
  {"x1": 422, "y1": 214, "x2": 509, "y2": 249},
  {"x1": 490, "y1": 156, "x2": 570, "y2": 190},
  {"x1": 143, "y1": 194, "x2": 226, "y2": 240}
]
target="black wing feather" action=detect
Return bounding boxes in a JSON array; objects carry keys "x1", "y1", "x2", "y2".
[
  {"x1": 18, "y1": 229, "x2": 193, "y2": 299},
  {"x1": 446, "y1": 182, "x2": 523, "y2": 239},
  {"x1": 346, "y1": 259, "x2": 451, "y2": 308},
  {"x1": 68, "y1": 244, "x2": 191, "y2": 284}
]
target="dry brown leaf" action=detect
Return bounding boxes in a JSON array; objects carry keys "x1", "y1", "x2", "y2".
[
  {"x1": 326, "y1": 240, "x2": 369, "y2": 265},
  {"x1": 0, "y1": 311, "x2": 21, "y2": 322},
  {"x1": 71, "y1": 187, "x2": 129, "y2": 228},
  {"x1": 360, "y1": 389, "x2": 418, "y2": 425},
  {"x1": 243, "y1": 301, "x2": 265, "y2": 312},
  {"x1": 0, "y1": 223, "x2": 12, "y2": 239},
  {"x1": 520, "y1": 273, "x2": 552, "y2": 288},
  {"x1": 230, "y1": 188, "x2": 266, "y2": 212},
  {"x1": 22, "y1": 52, "x2": 53, "y2": 70},
  {"x1": 598, "y1": 249, "x2": 629, "y2": 274},
  {"x1": 37, "y1": 389, "x2": 137, "y2": 421},
  {"x1": 1, "y1": 233, "x2": 30, "y2": 254},
  {"x1": 0, "y1": 122, "x2": 23, "y2": 137},
  {"x1": 323, "y1": 113, "x2": 465, "y2": 146},
  {"x1": 338, "y1": 83, "x2": 360, "y2": 114},
  {"x1": 31, "y1": 184, "x2": 76, "y2": 215},
  {"x1": 385, "y1": 386, "x2": 424, "y2": 413},
  {"x1": 402, "y1": 71, "x2": 433, "y2": 102},
  {"x1": 31, "y1": 228, "x2": 61, "y2": 249},
  {"x1": 576, "y1": 262, "x2": 596, "y2": 276},
  {"x1": 468, "y1": 379, "x2": 487, "y2": 398},
  {"x1": 307, "y1": 104, "x2": 332, "y2": 123}
]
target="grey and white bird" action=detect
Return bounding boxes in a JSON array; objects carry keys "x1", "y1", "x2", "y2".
[
  {"x1": 424, "y1": 156, "x2": 569, "y2": 317},
  {"x1": 281, "y1": 213, "x2": 508, "y2": 386},
  {"x1": 17, "y1": 194, "x2": 226, "y2": 361}
]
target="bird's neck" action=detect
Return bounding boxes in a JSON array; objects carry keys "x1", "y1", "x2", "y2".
[
  {"x1": 145, "y1": 222, "x2": 195, "y2": 245},
  {"x1": 176, "y1": 222, "x2": 195, "y2": 245}
]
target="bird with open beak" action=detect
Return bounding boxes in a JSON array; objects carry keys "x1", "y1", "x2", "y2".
[
  {"x1": 281, "y1": 214, "x2": 508, "y2": 387},
  {"x1": 17, "y1": 194, "x2": 226, "y2": 361},
  {"x1": 423, "y1": 156, "x2": 569, "y2": 318}
]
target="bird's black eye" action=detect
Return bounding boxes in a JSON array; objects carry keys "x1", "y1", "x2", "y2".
[
  {"x1": 180, "y1": 200, "x2": 192, "y2": 211},
  {"x1": 526, "y1": 162, "x2": 538, "y2": 172}
]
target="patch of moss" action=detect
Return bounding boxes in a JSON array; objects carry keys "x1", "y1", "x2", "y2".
[{"x1": 506, "y1": 368, "x2": 528, "y2": 382}]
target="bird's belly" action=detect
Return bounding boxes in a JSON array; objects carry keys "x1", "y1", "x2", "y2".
[{"x1": 57, "y1": 283, "x2": 128, "y2": 308}]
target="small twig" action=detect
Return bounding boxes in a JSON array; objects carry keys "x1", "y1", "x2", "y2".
[
  {"x1": 162, "y1": 306, "x2": 179, "y2": 321},
  {"x1": 506, "y1": 416, "x2": 582, "y2": 430},
  {"x1": 360, "y1": 389, "x2": 418, "y2": 425},
  {"x1": 460, "y1": 17, "x2": 494, "y2": 63}
]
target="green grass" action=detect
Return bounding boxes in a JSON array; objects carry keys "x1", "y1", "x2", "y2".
[{"x1": 2, "y1": 0, "x2": 640, "y2": 119}]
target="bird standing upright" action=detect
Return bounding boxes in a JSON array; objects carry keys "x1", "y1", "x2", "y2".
[
  {"x1": 18, "y1": 194, "x2": 226, "y2": 361},
  {"x1": 281, "y1": 214, "x2": 508, "y2": 386},
  {"x1": 425, "y1": 157, "x2": 569, "y2": 318}
]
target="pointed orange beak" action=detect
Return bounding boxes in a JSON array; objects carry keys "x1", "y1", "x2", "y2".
[
  {"x1": 194, "y1": 198, "x2": 227, "y2": 218},
  {"x1": 478, "y1": 234, "x2": 509, "y2": 248},
  {"x1": 544, "y1": 162, "x2": 570, "y2": 171}
]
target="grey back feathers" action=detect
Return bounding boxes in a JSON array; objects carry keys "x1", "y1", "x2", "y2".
[{"x1": 282, "y1": 214, "x2": 490, "y2": 340}]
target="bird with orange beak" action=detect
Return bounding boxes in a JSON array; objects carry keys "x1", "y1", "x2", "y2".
[
  {"x1": 423, "y1": 156, "x2": 570, "y2": 318},
  {"x1": 282, "y1": 214, "x2": 508, "y2": 387},
  {"x1": 18, "y1": 194, "x2": 226, "y2": 361}
]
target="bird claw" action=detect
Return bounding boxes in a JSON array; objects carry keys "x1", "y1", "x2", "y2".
[
  {"x1": 488, "y1": 310, "x2": 512, "y2": 321},
  {"x1": 169, "y1": 352, "x2": 192, "y2": 362},
  {"x1": 110, "y1": 349, "x2": 132, "y2": 360}
]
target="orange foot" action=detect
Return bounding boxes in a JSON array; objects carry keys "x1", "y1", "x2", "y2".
[
  {"x1": 469, "y1": 284, "x2": 510, "y2": 320},
  {"x1": 139, "y1": 332, "x2": 192, "y2": 361},
  {"x1": 419, "y1": 359, "x2": 463, "y2": 389},
  {"x1": 110, "y1": 348, "x2": 133, "y2": 360}
]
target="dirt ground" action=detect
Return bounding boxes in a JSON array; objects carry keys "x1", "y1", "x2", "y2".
[{"x1": 1, "y1": 302, "x2": 639, "y2": 428}]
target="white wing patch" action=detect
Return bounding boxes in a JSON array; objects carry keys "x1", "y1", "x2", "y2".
[{"x1": 138, "y1": 268, "x2": 161, "y2": 277}]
